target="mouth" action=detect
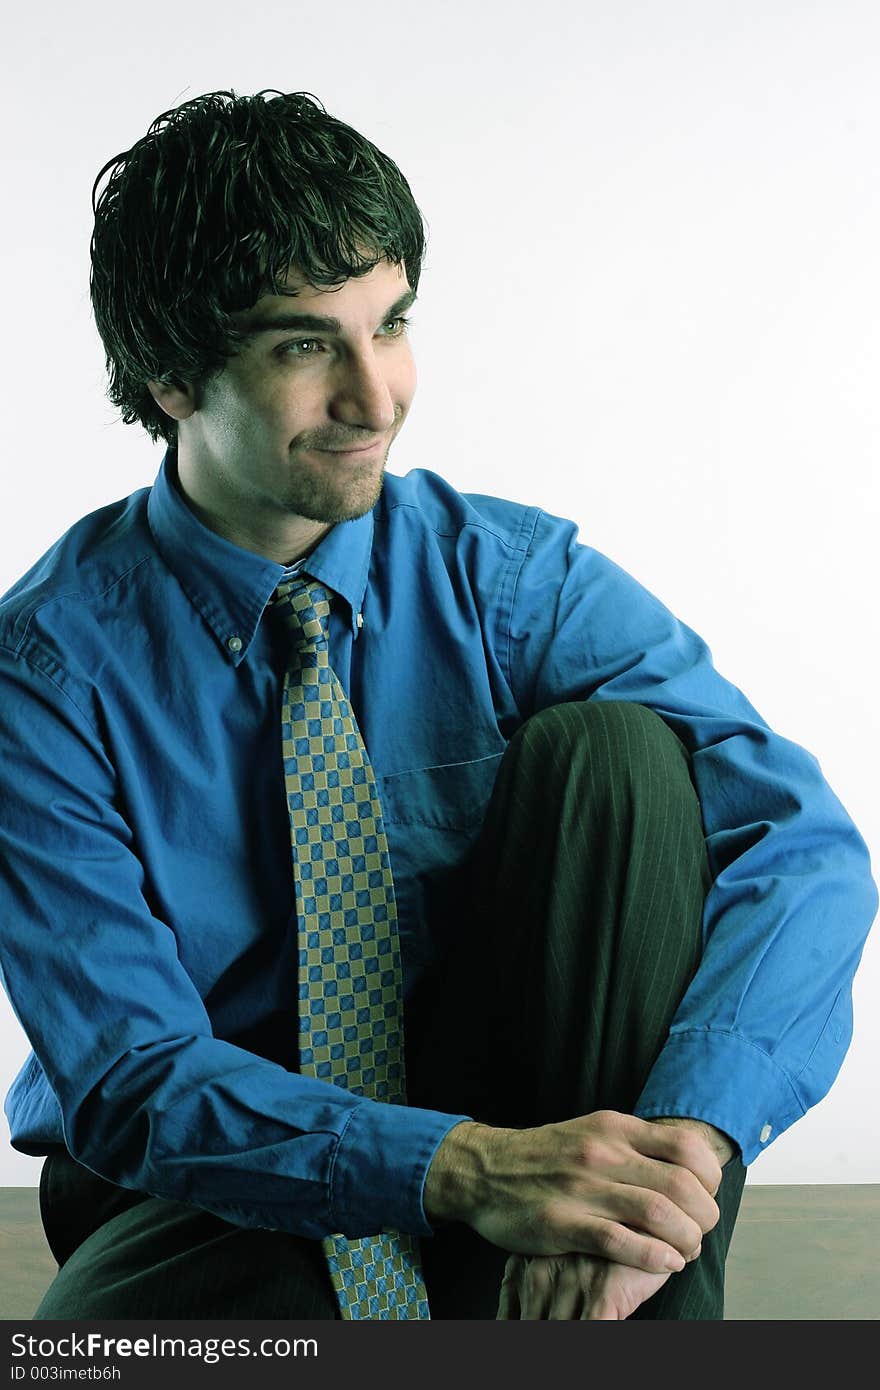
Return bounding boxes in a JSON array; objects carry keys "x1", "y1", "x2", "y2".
[{"x1": 305, "y1": 440, "x2": 386, "y2": 460}]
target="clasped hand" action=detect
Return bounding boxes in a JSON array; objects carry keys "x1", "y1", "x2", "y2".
[{"x1": 429, "y1": 1109, "x2": 723, "y2": 1319}]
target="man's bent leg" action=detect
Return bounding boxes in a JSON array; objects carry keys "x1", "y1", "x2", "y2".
[
  {"x1": 408, "y1": 700, "x2": 746, "y2": 1320},
  {"x1": 34, "y1": 1147, "x2": 339, "y2": 1319}
]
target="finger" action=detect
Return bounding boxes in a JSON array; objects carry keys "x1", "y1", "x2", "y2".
[
  {"x1": 521, "y1": 1258, "x2": 553, "y2": 1320},
  {"x1": 630, "y1": 1118, "x2": 723, "y2": 1196},
  {"x1": 604, "y1": 1183, "x2": 705, "y2": 1260},
  {"x1": 496, "y1": 1285, "x2": 514, "y2": 1319},
  {"x1": 607, "y1": 1154, "x2": 721, "y2": 1235},
  {"x1": 546, "y1": 1267, "x2": 584, "y2": 1321},
  {"x1": 567, "y1": 1211, "x2": 687, "y2": 1274},
  {"x1": 496, "y1": 1256, "x2": 523, "y2": 1320},
  {"x1": 644, "y1": 1158, "x2": 721, "y2": 1234},
  {"x1": 548, "y1": 1295, "x2": 581, "y2": 1320},
  {"x1": 522, "y1": 1257, "x2": 585, "y2": 1321}
]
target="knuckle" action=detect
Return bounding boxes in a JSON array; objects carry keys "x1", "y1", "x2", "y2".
[
  {"x1": 576, "y1": 1137, "x2": 604, "y2": 1168},
  {"x1": 559, "y1": 1259, "x2": 582, "y2": 1289},
  {"x1": 592, "y1": 1109, "x2": 623, "y2": 1133},
  {"x1": 665, "y1": 1167, "x2": 697, "y2": 1207},
  {"x1": 677, "y1": 1130, "x2": 715, "y2": 1173},
  {"x1": 640, "y1": 1191, "x2": 675, "y2": 1230},
  {"x1": 501, "y1": 1254, "x2": 524, "y2": 1283},
  {"x1": 573, "y1": 1135, "x2": 590, "y2": 1164},
  {"x1": 572, "y1": 1134, "x2": 595, "y2": 1167},
  {"x1": 524, "y1": 1261, "x2": 551, "y2": 1294},
  {"x1": 665, "y1": 1131, "x2": 695, "y2": 1166}
]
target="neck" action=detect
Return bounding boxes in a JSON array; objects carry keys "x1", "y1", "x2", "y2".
[{"x1": 171, "y1": 453, "x2": 332, "y2": 564}]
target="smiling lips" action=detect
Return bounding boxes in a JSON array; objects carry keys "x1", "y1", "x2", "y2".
[{"x1": 313, "y1": 440, "x2": 385, "y2": 455}]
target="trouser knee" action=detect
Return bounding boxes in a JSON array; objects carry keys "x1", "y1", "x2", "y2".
[{"x1": 506, "y1": 699, "x2": 698, "y2": 815}]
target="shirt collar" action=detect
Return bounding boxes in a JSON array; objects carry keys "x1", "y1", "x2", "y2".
[{"x1": 147, "y1": 451, "x2": 374, "y2": 665}]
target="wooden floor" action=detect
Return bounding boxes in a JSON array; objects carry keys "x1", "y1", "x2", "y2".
[{"x1": 1, "y1": 1184, "x2": 878, "y2": 1320}]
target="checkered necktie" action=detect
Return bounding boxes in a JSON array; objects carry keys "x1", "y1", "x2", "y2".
[{"x1": 272, "y1": 573, "x2": 431, "y2": 1321}]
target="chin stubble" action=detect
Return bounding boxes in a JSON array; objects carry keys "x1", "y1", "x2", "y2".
[{"x1": 287, "y1": 456, "x2": 387, "y2": 524}]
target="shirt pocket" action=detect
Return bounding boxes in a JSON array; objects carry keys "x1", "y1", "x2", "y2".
[
  {"x1": 376, "y1": 752, "x2": 506, "y2": 982},
  {"x1": 378, "y1": 750, "x2": 506, "y2": 829}
]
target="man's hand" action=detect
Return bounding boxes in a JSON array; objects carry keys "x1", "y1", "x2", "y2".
[
  {"x1": 490, "y1": 1116, "x2": 737, "y2": 1320},
  {"x1": 423, "y1": 1109, "x2": 722, "y2": 1275},
  {"x1": 496, "y1": 1251, "x2": 676, "y2": 1320}
]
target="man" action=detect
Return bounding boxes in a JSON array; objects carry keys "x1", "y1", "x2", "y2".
[{"x1": 0, "y1": 89, "x2": 875, "y2": 1322}]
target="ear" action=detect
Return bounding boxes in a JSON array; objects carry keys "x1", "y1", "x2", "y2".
[{"x1": 147, "y1": 377, "x2": 197, "y2": 422}]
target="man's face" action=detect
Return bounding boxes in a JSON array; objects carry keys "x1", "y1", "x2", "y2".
[{"x1": 170, "y1": 256, "x2": 417, "y2": 560}]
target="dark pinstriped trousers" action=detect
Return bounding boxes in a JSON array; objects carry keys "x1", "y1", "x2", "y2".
[{"x1": 34, "y1": 701, "x2": 746, "y2": 1321}]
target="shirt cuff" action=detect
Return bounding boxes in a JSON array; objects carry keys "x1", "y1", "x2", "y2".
[
  {"x1": 634, "y1": 1028, "x2": 806, "y2": 1166},
  {"x1": 329, "y1": 1099, "x2": 472, "y2": 1238}
]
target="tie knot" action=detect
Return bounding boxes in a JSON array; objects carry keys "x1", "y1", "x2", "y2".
[{"x1": 271, "y1": 575, "x2": 331, "y2": 650}]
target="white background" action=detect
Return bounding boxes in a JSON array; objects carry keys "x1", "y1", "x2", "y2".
[{"x1": 0, "y1": 0, "x2": 877, "y2": 1186}]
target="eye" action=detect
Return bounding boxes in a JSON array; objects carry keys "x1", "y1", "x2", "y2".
[
  {"x1": 276, "y1": 316, "x2": 413, "y2": 360},
  {"x1": 382, "y1": 315, "x2": 412, "y2": 336},
  {"x1": 279, "y1": 338, "x2": 324, "y2": 357}
]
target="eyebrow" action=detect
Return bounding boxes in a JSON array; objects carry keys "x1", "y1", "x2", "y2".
[{"x1": 241, "y1": 288, "x2": 418, "y2": 338}]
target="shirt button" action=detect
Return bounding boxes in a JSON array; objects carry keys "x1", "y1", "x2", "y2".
[
  {"x1": 227, "y1": 635, "x2": 243, "y2": 653},
  {"x1": 759, "y1": 1123, "x2": 773, "y2": 1143}
]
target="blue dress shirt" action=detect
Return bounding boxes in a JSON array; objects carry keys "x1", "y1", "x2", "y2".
[{"x1": 0, "y1": 454, "x2": 876, "y2": 1240}]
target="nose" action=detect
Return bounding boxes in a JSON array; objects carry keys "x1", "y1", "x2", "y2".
[{"x1": 329, "y1": 346, "x2": 397, "y2": 435}]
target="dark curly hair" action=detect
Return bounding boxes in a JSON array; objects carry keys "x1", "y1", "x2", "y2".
[{"x1": 89, "y1": 89, "x2": 427, "y2": 445}]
